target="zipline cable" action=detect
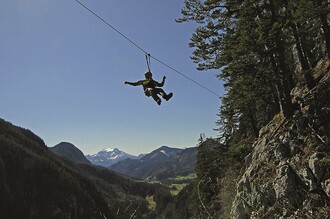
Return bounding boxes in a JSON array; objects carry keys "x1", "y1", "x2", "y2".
[
  {"x1": 75, "y1": 0, "x2": 147, "y2": 54},
  {"x1": 151, "y1": 56, "x2": 221, "y2": 98},
  {"x1": 75, "y1": 0, "x2": 221, "y2": 98}
]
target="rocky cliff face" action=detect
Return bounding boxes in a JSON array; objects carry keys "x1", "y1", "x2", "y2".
[{"x1": 231, "y1": 60, "x2": 330, "y2": 218}]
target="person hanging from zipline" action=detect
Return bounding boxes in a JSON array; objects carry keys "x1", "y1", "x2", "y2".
[{"x1": 125, "y1": 71, "x2": 173, "y2": 105}]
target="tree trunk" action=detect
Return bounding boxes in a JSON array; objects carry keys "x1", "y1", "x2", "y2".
[
  {"x1": 291, "y1": 23, "x2": 310, "y2": 70},
  {"x1": 268, "y1": 0, "x2": 294, "y2": 118},
  {"x1": 269, "y1": 53, "x2": 291, "y2": 118},
  {"x1": 291, "y1": 23, "x2": 316, "y2": 89},
  {"x1": 315, "y1": 0, "x2": 330, "y2": 59},
  {"x1": 319, "y1": 14, "x2": 330, "y2": 60},
  {"x1": 276, "y1": 36, "x2": 294, "y2": 117},
  {"x1": 248, "y1": 108, "x2": 259, "y2": 138}
]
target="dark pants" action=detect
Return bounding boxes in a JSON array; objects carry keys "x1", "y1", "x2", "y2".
[{"x1": 145, "y1": 88, "x2": 167, "y2": 102}]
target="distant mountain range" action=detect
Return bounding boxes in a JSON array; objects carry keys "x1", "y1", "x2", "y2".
[
  {"x1": 109, "y1": 146, "x2": 197, "y2": 180},
  {"x1": 86, "y1": 148, "x2": 142, "y2": 167},
  {"x1": 0, "y1": 118, "x2": 166, "y2": 219},
  {"x1": 50, "y1": 141, "x2": 197, "y2": 181},
  {"x1": 82, "y1": 145, "x2": 197, "y2": 180}
]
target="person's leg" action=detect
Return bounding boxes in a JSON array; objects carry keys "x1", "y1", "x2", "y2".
[
  {"x1": 155, "y1": 88, "x2": 173, "y2": 101},
  {"x1": 147, "y1": 88, "x2": 161, "y2": 105},
  {"x1": 164, "y1": 92, "x2": 173, "y2": 101}
]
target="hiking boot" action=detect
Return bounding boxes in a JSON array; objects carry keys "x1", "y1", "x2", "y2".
[
  {"x1": 164, "y1": 93, "x2": 173, "y2": 101},
  {"x1": 156, "y1": 99, "x2": 161, "y2": 105}
]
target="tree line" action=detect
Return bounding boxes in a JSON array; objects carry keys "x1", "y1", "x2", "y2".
[{"x1": 177, "y1": 0, "x2": 330, "y2": 145}]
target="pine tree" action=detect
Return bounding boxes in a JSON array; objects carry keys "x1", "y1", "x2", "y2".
[
  {"x1": 177, "y1": 0, "x2": 330, "y2": 134},
  {"x1": 178, "y1": 0, "x2": 330, "y2": 217}
]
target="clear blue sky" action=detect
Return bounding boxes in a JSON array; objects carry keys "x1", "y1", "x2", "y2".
[{"x1": 0, "y1": 0, "x2": 223, "y2": 155}]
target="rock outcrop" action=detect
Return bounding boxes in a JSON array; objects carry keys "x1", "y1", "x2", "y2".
[{"x1": 231, "y1": 60, "x2": 330, "y2": 219}]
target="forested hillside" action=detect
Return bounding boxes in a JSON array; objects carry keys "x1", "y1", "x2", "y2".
[
  {"x1": 0, "y1": 119, "x2": 171, "y2": 219},
  {"x1": 50, "y1": 142, "x2": 91, "y2": 165},
  {"x1": 159, "y1": 0, "x2": 330, "y2": 218}
]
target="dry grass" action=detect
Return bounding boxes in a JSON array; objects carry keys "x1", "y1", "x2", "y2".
[{"x1": 146, "y1": 195, "x2": 156, "y2": 211}]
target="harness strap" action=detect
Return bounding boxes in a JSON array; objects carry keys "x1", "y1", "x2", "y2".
[{"x1": 145, "y1": 53, "x2": 151, "y2": 72}]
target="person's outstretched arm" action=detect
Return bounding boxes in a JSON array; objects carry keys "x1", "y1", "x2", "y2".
[
  {"x1": 157, "y1": 76, "x2": 166, "y2": 87},
  {"x1": 125, "y1": 81, "x2": 142, "y2": 86}
]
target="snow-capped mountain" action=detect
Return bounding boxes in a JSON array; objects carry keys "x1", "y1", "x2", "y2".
[
  {"x1": 109, "y1": 146, "x2": 197, "y2": 180},
  {"x1": 86, "y1": 148, "x2": 137, "y2": 167}
]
